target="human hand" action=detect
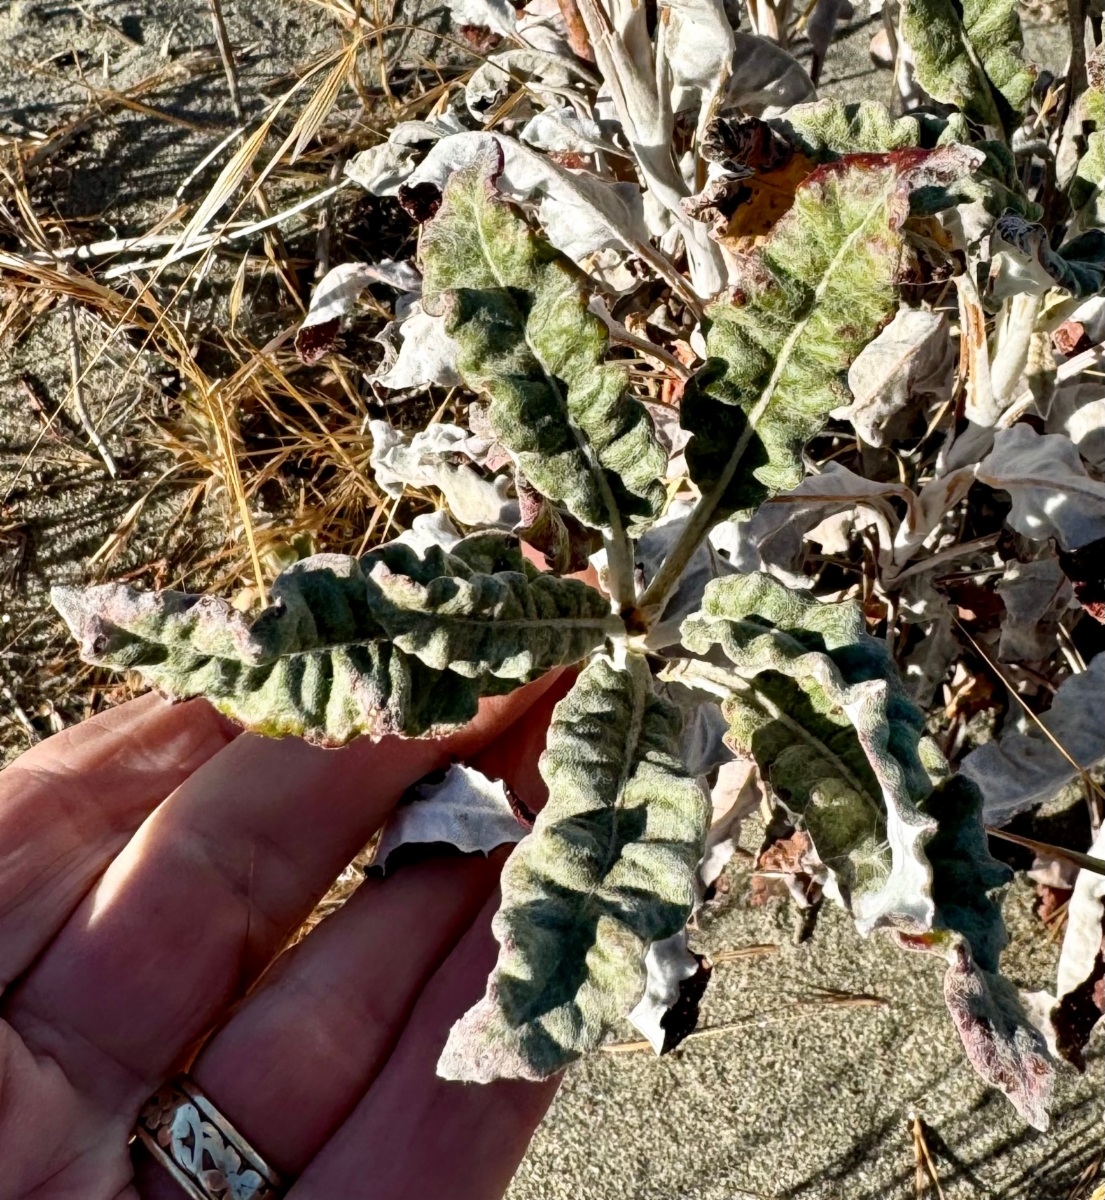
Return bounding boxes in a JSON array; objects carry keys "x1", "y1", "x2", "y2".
[{"x1": 0, "y1": 673, "x2": 570, "y2": 1200}]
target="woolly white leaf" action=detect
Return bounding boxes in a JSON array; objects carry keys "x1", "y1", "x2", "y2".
[
  {"x1": 447, "y1": 0, "x2": 517, "y2": 36},
  {"x1": 393, "y1": 511, "x2": 464, "y2": 555},
  {"x1": 465, "y1": 49, "x2": 596, "y2": 120},
  {"x1": 659, "y1": 0, "x2": 736, "y2": 133},
  {"x1": 368, "y1": 421, "x2": 519, "y2": 528},
  {"x1": 724, "y1": 33, "x2": 817, "y2": 117},
  {"x1": 835, "y1": 308, "x2": 956, "y2": 447},
  {"x1": 962, "y1": 652, "x2": 1105, "y2": 826},
  {"x1": 1038, "y1": 824, "x2": 1105, "y2": 1068},
  {"x1": 627, "y1": 930, "x2": 703, "y2": 1053},
  {"x1": 343, "y1": 142, "x2": 417, "y2": 196},
  {"x1": 297, "y1": 261, "x2": 422, "y2": 362},
  {"x1": 372, "y1": 304, "x2": 462, "y2": 391},
  {"x1": 374, "y1": 764, "x2": 525, "y2": 870},
  {"x1": 977, "y1": 425, "x2": 1105, "y2": 551},
  {"x1": 405, "y1": 132, "x2": 653, "y2": 268},
  {"x1": 701, "y1": 757, "x2": 761, "y2": 889},
  {"x1": 995, "y1": 556, "x2": 1072, "y2": 663},
  {"x1": 520, "y1": 107, "x2": 613, "y2": 155}
]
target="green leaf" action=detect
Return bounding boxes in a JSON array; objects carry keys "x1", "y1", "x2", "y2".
[
  {"x1": 52, "y1": 536, "x2": 618, "y2": 746},
  {"x1": 900, "y1": 0, "x2": 1035, "y2": 132},
  {"x1": 681, "y1": 149, "x2": 972, "y2": 516},
  {"x1": 897, "y1": 780, "x2": 1054, "y2": 1133},
  {"x1": 1068, "y1": 64, "x2": 1104, "y2": 233},
  {"x1": 921, "y1": 775, "x2": 1012, "y2": 972},
  {"x1": 769, "y1": 100, "x2": 927, "y2": 159},
  {"x1": 673, "y1": 573, "x2": 941, "y2": 934},
  {"x1": 437, "y1": 653, "x2": 710, "y2": 1081},
  {"x1": 419, "y1": 148, "x2": 667, "y2": 537}
]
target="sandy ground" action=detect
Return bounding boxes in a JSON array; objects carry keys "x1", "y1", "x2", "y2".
[{"x1": 1, "y1": 1, "x2": 1100, "y2": 1196}]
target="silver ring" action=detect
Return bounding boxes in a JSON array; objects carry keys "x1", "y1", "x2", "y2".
[{"x1": 135, "y1": 1073, "x2": 287, "y2": 1200}]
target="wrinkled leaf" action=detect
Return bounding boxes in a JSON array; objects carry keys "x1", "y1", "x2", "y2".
[
  {"x1": 939, "y1": 937, "x2": 1054, "y2": 1129},
  {"x1": 769, "y1": 99, "x2": 925, "y2": 160},
  {"x1": 437, "y1": 654, "x2": 710, "y2": 1081},
  {"x1": 683, "y1": 117, "x2": 816, "y2": 245},
  {"x1": 923, "y1": 775, "x2": 1012, "y2": 971},
  {"x1": 402, "y1": 130, "x2": 663, "y2": 276},
  {"x1": 977, "y1": 424, "x2": 1105, "y2": 552},
  {"x1": 369, "y1": 421, "x2": 518, "y2": 529},
  {"x1": 674, "y1": 574, "x2": 941, "y2": 933},
  {"x1": 900, "y1": 0, "x2": 1035, "y2": 131},
  {"x1": 683, "y1": 148, "x2": 978, "y2": 515},
  {"x1": 52, "y1": 538, "x2": 618, "y2": 745},
  {"x1": 420, "y1": 151, "x2": 667, "y2": 536},
  {"x1": 898, "y1": 775, "x2": 1053, "y2": 1129},
  {"x1": 374, "y1": 763, "x2": 526, "y2": 871},
  {"x1": 961, "y1": 651, "x2": 1105, "y2": 826}
]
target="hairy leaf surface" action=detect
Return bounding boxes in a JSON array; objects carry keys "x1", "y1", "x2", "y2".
[
  {"x1": 52, "y1": 538, "x2": 617, "y2": 745},
  {"x1": 900, "y1": 0, "x2": 1035, "y2": 131},
  {"x1": 419, "y1": 150, "x2": 666, "y2": 536},
  {"x1": 437, "y1": 654, "x2": 710, "y2": 1081},
  {"x1": 682, "y1": 149, "x2": 971, "y2": 515},
  {"x1": 675, "y1": 574, "x2": 940, "y2": 933}
]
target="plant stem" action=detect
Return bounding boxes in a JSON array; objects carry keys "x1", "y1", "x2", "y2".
[{"x1": 603, "y1": 527, "x2": 636, "y2": 613}]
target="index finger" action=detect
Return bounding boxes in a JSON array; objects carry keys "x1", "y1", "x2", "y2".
[{"x1": 0, "y1": 693, "x2": 238, "y2": 989}]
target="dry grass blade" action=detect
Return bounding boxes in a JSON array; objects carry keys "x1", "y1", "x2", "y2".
[
  {"x1": 985, "y1": 828, "x2": 1105, "y2": 877},
  {"x1": 708, "y1": 944, "x2": 780, "y2": 965},
  {"x1": 602, "y1": 990, "x2": 889, "y2": 1053}
]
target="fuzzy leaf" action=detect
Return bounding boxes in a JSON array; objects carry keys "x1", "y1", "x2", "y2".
[
  {"x1": 922, "y1": 776, "x2": 1012, "y2": 972},
  {"x1": 419, "y1": 150, "x2": 667, "y2": 536},
  {"x1": 961, "y1": 651, "x2": 1105, "y2": 826},
  {"x1": 682, "y1": 149, "x2": 975, "y2": 515},
  {"x1": 374, "y1": 764, "x2": 526, "y2": 871},
  {"x1": 52, "y1": 538, "x2": 617, "y2": 745},
  {"x1": 369, "y1": 421, "x2": 518, "y2": 529},
  {"x1": 977, "y1": 424, "x2": 1105, "y2": 552},
  {"x1": 770, "y1": 99, "x2": 926, "y2": 159},
  {"x1": 674, "y1": 574, "x2": 940, "y2": 933},
  {"x1": 939, "y1": 938, "x2": 1054, "y2": 1130},
  {"x1": 437, "y1": 654, "x2": 710, "y2": 1081},
  {"x1": 989, "y1": 216, "x2": 1105, "y2": 300},
  {"x1": 836, "y1": 307, "x2": 956, "y2": 448},
  {"x1": 900, "y1": 0, "x2": 1035, "y2": 131},
  {"x1": 900, "y1": 776, "x2": 1054, "y2": 1127},
  {"x1": 723, "y1": 33, "x2": 817, "y2": 117}
]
